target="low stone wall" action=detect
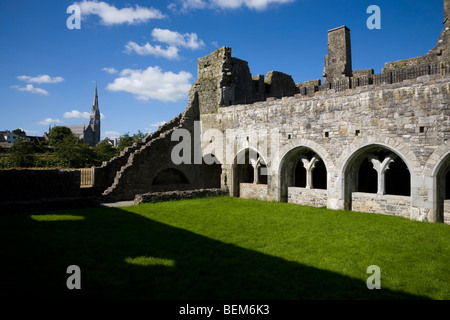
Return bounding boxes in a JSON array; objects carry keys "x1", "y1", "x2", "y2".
[
  {"x1": 351, "y1": 192, "x2": 411, "y2": 218},
  {"x1": 444, "y1": 200, "x2": 450, "y2": 224},
  {"x1": 0, "y1": 169, "x2": 81, "y2": 201},
  {"x1": 288, "y1": 187, "x2": 327, "y2": 207},
  {"x1": 134, "y1": 188, "x2": 228, "y2": 204},
  {"x1": 239, "y1": 183, "x2": 268, "y2": 200},
  {"x1": 0, "y1": 169, "x2": 99, "y2": 213}
]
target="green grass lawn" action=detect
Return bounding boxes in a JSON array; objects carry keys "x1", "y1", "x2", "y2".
[{"x1": 1, "y1": 196, "x2": 449, "y2": 300}]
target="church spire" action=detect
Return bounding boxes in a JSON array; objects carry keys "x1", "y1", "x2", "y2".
[
  {"x1": 89, "y1": 84, "x2": 101, "y2": 146},
  {"x1": 92, "y1": 84, "x2": 99, "y2": 113},
  {"x1": 90, "y1": 84, "x2": 100, "y2": 120}
]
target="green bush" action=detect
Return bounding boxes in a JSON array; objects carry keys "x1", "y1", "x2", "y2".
[{"x1": 0, "y1": 154, "x2": 14, "y2": 169}]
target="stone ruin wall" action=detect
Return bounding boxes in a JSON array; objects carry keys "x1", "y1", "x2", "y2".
[
  {"x1": 84, "y1": 0, "x2": 450, "y2": 223},
  {"x1": 194, "y1": 0, "x2": 450, "y2": 223},
  {"x1": 3, "y1": 1, "x2": 449, "y2": 220},
  {"x1": 200, "y1": 74, "x2": 450, "y2": 220},
  {"x1": 94, "y1": 91, "x2": 221, "y2": 202},
  {"x1": 0, "y1": 169, "x2": 98, "y2": 213}
]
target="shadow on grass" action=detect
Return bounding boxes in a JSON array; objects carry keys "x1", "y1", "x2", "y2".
[{"x1": 0, "y1": 206, "x2": 429, "y2": 300}]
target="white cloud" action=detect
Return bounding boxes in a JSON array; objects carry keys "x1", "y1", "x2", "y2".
[
  {"x1": 75, "y1": 0, "x2": 165, "y2": 25},
  {"x1": 64, "y1": 110, "x2": 105, "y2": 119},
  {"x1": 151, "y1": 28, "x2": 205, "y2": 50},
  {"x1": 102, "y1": 67, "x2": 118, "y2": 74},
  {"x1": 20, "y1": 128, "x2": 41, "y2": 136},
  {"x1": 106, "y1": 66, "x2": 192, "y2": 102},
  {"x1": 124, "y1": 41, "x2": 180, "y2": 60},
  {"x1": 11, "y1": 84, "x2": 49, "y2": 95},
  {"x1": 150, "y1": 121, "x2": 168, "y2": 128},
  {"x1": 104, "y1": 131, "x2": 121, "y2": 139},
  {"x1": 63, "y1": 110, "x2": 91, "y2": 119},
  {"x1": 169, "y1": 0, "x2": 207, "y2": 11},
  {"x1": 125, "y1": 29, "x2": 204, "y2": 60},
  {"x1": 171, "y1": 0, "x2": 295, "y2": 11},
  {"x1": 145, "y1": 121, "x2": 168, "y2": 133},
  {"x1": 216, "y1": 0, "x2": 295, "y2": 10},
  {"x1": 17, "y1": 74, "x2": 64, "y2": 84},
  {"x1": 38, "y1": 118, "x2": 62, "y2": 125}
]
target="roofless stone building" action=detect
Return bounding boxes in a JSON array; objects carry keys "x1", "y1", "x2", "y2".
[{"x1": 94, "y1": 0, "x2": 450, "y2": 224}]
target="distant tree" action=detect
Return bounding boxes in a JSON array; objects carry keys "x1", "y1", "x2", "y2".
[
  {"x1": 117, "y1": 133, "x2": 134, "y2": 152},
  {"x1": 37, "y1": 139, "x2": 51, "y2": 153},
  {"x1": 48, "y1": 126, "x2": 74, "y2": 146},
  {"x1": 134, "y1": 130, "x2": 146, "y2": 141},
  {"x1": 117, "y1": 131, "x2": 147, "y2": 152},
  {"x1": 12, "y1": 128, "x2": 26, "y2": 136},
  {"x1": 94, "y1": 138, "x2": 118, "y2": 163},
  {"x1": 9, "y1": 138, "x2": 36, "y2": 167},
  {"x1": 54, "y1": 135, "x2": 94, "y2": 168}
]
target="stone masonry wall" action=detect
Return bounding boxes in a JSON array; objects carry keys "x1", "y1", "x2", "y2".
[
  {"x1": 100, "y1": 87, "x2": 222, "y2": 202},
  {"x1": 0, "y1": 169, "x2": 98, "y2": 213},
  {"x1": 205, "y1": 74, "x2": 450, "y2": 170},
  {"x1": 200, "y1": 74, "x2": 450, "y2": 222},
  {"x1": 92, "y1": 1, "x2": 450, "y2": 223},
  {"x1": 239, "y1": 183, "x2": 269, "y2": 200},
  {"x1": 287, "y1": 187, "x2": 327, "y2": 208},
  {"x1": 134, "y1": 188, "x2": 227, "y2": 204},
  {"x1": 323, "y1": 26, "x2": 352, "y2": 84},
  {"x1": 351, "y1": 193, "x2": 411, "y2": 218},
  {"x1": 92, "y1": 113, "x2": 184, "y2": 194},
  {"x1": 0, "y1": 169, "x2": 81, "y2": 201}
]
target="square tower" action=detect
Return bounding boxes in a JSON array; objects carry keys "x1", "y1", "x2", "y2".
[
  {"x1": 323, "y1": 26, "x2": 353, "y2": 85},
  {"x1": 445, "y1": 0, "x2": 449, "y2": 23}
]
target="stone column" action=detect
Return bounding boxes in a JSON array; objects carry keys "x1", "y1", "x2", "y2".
[
  {"x1": 253, "y1": 165, "x2": 259, "y2": 184},
  {"x1": 249, "y1": 158, "x2": 258, "y2": 184},
  {"x1": 301, "y1": 156, "x2": 320, "y2": 189},
  {"x1": 368, "y1": 153, "x2": 398, "y2": 195}
]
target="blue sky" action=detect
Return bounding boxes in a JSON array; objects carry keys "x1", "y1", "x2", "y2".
[{"x1": 0, "y1": 0, "x2": 444, "y2": 140}]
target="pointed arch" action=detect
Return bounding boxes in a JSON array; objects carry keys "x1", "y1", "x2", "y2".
[
  {"x1": 430, "y1": 148, "x2": 450, "y2": 223},
  {"x1": 231, "y1": 147, "x2": 268, "y2": 197},
  {"x1": 341, "y1": 143, "x2": 412, "y2": 211},
  {"x1": 278, "y1": 145, "x2": 329, "y2": 204}
]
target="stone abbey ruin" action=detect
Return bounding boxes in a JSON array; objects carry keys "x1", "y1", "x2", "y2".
[
  {"x1": 2, "y1": 1, "x2": 449, "y2": 224},
  {"x1": 97, "y1": 0, "x2": 450, "y2": 223}
]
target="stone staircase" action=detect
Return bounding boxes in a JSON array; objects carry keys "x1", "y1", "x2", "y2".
[{"x1": 101, "y1": 113, "x2": 184, "y2": 201}]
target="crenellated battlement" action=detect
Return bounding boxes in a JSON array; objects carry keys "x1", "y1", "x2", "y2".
[{"x1": 192, "y1": 1, "x2": 450, "y2": 111}]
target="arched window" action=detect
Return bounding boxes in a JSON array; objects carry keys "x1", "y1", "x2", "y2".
[
  {"x1": 355, "y1": 149, "x2": 410, "y2": 196},
  {"x1": 294, "y1": 160, "x2": 307, "y2": 188},
  {"x1": 243, "y1": 164, "x2": 254, "y2": 183},
  {"x1": 358, "y1": 158, "x2": 378, "y2": 193},
  {"x1": 314, "y1": 159, "x2": 327, "y2": 190},
  {"x1": 232, "y1": 148, "x2": 267, "y2": 197},
  {"x1": 344, "y1": 145, "x2": 412, "y2": 211},
  {"x1": 279, "y1": 146, "x2": 328, "y2": 203},
  {"x1": 257, "y1": 160, "x2": 268, "y2": 185},
  {"x1": 293, "y1": 151, "x2": 327, "y2": 190},
  {"x1": 385, "y1": 159, "x2": 410, "y2": 196},
  {"x1": 434, "y1": 156, "x2": 450, "y2": 223}
]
